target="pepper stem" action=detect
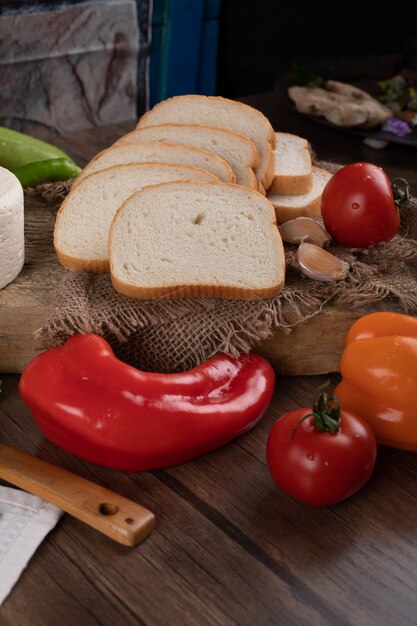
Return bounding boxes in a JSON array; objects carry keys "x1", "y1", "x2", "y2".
[
  {"x1": 392, "y1": 178, "x2": 411, "y2": 209},
  {"x1": 291, "y1": 392, "x2": 342, "y2": 439}
]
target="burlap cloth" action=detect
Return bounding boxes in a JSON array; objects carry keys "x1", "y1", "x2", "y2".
[{"x1": 31, "y1": 162, "x2": 417, "y2": 372}]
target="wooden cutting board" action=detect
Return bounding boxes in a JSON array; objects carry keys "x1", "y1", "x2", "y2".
[{"x1": 0, "y1": 195, "x2": 400, "y2": 375}]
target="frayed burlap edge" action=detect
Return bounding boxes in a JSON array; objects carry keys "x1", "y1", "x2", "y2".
[
  {"x1": 33, "y1": 161, "x2": 417, "y2": 372},
  {"x1": 24, "y1": 178, "x2": 75, "y2": 208}
]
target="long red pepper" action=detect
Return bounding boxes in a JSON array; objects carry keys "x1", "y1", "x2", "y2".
[{"x1": 19, "y1": 334, "x2": 275, "y2": 471}]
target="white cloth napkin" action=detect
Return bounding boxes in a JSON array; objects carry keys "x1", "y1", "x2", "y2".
[{"x1": 0, "y1": 486, "x2": 63, "y2": 606}]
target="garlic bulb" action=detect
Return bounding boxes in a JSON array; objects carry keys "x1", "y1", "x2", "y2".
[
  {"x1": 279, "y1": 217, "x2": 331, "y2": 247},
  {"x1": 297, "y1": 242, "x2": 349, "y2": 282}
]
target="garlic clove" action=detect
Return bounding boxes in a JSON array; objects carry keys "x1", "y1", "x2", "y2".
[
  {"x1": 279, "y1": 217, "x2": 331, "y2": 247},
  {"x1": 297, "y1": 242, "x2": 349, "y2": 282}
]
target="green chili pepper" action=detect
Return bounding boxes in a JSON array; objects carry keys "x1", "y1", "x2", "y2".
[
  {"x1": 0, "y1": 127, "x2": 78, "y2": 170},
  {"x1": 13, "y1": 158, "x2": 82, "y2": 188}
]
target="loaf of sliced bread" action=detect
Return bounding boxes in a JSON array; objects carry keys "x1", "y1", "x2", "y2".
[
  {"x1": 55, "y1": 163, "x2": 217, "y2": 272},
  {"x1": 116, "y1": 124, "x2": 259, "y2": 189},
  {"x1": 110, "y1": 181, "x2": 285, "y2": 300},
  {"x1": 137, "y1": 95, "x2": 276, "y2": 191},
  {"x1": 267, "y1": 166, "x2": 332, "y2": 224},
  {"x1": 269, "y1": 133, "x2": 313, "y2": 195},
  {"x1": 77, "y1": 142, "x2": 234, "y2": 185}
]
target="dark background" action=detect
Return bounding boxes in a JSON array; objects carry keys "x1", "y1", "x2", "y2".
[
  {"x1": 2, "y1": 0, "x2": 417, "y2": 125},
  {"x1": 217, "y1": 1, "x2": 417, "y2": 96},
  {"x1": 2, "y1": 0, "x2": 417, "y2": 97}
]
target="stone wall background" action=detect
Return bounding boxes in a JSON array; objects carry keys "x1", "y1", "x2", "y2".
[{"x1": 0, "y1": 0, "x2": 150, "y2": 135}]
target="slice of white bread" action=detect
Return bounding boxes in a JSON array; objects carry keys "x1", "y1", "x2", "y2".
[
  {"x1": 269, "y1": 133, "x2": 313, "y2": 195},
  {"x1": 110, "y1": 181, "x2": 285, "y2": 300},
  {"x1": 267, "y1": 166, "x2": 332, "y2": 224},
  {"x1": 55, "y1": 163, "x2": 217, "y2": 273},
  {"x1": 116, "y1": 124, "x2": 259, "y2": 189},
  {"x1": 77, "y1": 142, "x2": 234, "y2": 185},
  {"x1": 137, "y1": 95, "x2": 276, "y2": 191}
]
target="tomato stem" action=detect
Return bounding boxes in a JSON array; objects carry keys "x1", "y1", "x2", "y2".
[
  {"x1": 291, "y1": 392, "x2": 342, "y2": 439},
  {"x1": 392, "y1": 178, "x2": 411, "y2": 209}
]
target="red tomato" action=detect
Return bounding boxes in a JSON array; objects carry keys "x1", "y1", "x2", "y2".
[
  {"x1": 321, "y1": 162, "x2": 401, "y2": 248},
  {"x1": 266, "y1": 404, "x2": 377, "y2": 506}
]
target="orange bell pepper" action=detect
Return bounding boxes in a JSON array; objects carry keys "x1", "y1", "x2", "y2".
[{"x1": 334, "y1": 312, "x2": 417, "y2": 451}]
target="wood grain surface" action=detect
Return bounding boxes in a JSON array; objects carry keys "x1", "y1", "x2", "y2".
[
  {"x1": 3, "y1": 372, "x2": 417, "y2": 625},
  {"x1": 1, "y1": 93, "x2": 417, "y2": 625}
]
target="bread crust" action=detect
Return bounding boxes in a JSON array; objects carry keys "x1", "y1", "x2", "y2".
[
  {"x1": 268, "y1": 132, "x2": 313, "y2": 195},
  {"x1": 138, "y1": 95, "x2": 275, "y2": 141},
  {"x1": 76, "y1": 141, "x2": 235, "y2": 186},
  {"x1": 111, "y1": 275, "x2": 285, "y2": 301},
  {"x1": 109, "y1": 180, "x2": 285, "y2": 301},
  {"x1": 257, "y1": 181, "x2": 266, "y2": 195},
  {"x1": 116, "y1": 123, "x2": 260, "y2": 190},
  {"x1": 138, "y1": 95, "x2": 276, "y2": 188},
  {"x1": 244, "y1": 168, "x2": 258, "y2": 189},
  {"x1": 268, "y1": 173, "x2": 313, "y2": 195},
  {"x1": 56, "y1": 248, "x2": 110, "y2": 273},
  {"x1": 117, "y1": 123, "x2": 260, "y2": 167},
  {"x1": 54, "y1": 163, "x2": 218, "y2": 272},
  {"x1": 261, "y1": 142, "x2": 276, "y2": 190},
  {"x1": 268, "y1": 166, "x2": 330, "y2": 224},
  {"x1": 273, "y1": 196, "x2": 321, "y2": 225}
]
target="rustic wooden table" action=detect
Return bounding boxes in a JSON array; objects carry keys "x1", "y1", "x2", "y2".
[{"x1": 1, "y1": 93, "x2": 417, "y2": 626}]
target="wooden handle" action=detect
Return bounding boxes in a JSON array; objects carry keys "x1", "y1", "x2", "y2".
[{"x1": 0, "y1": 444, "x2": 155, "y2": 546}]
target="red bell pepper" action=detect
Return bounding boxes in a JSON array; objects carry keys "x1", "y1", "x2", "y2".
[{"x1": 19, "y1": 334, "x2": 275, "y2": 471}]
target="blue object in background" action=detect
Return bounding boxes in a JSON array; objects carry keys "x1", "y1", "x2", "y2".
[
  {"x1": 1, "y1": 0, "x2": 219, "y2": 112},
  {"x1": 150, "y1": 0, "x2": 221, "y2": 106}
]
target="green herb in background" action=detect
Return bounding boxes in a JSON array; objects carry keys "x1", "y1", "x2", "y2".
[
  {"x1": 291, "y1": 63, "x2": 323, "y2": 87},
  {"x1": 407, "y1": 87, "x2": 417, "y2": 111},
  {"x1": 378, "y1": 77, "x2": 406, "y2": 103}
]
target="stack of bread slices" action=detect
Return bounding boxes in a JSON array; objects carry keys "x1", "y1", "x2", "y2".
[
  {"x1": 55, "y1": 95, "x2": 330, "y2": 301},
  {"x1": 266, "y1": 133, "x2": 332, "y2": 224}
]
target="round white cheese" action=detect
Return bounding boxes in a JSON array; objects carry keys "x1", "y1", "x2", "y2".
[{"x1": 0, "y1": 166, "x2": 24, "y2": 289}]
